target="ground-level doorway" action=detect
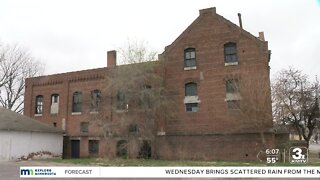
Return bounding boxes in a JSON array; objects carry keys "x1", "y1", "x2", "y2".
[{"x1": 71, "y1": 140, "x2": 80, "y2": 158}]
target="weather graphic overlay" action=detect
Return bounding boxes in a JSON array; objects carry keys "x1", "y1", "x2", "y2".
[{"x1": 265, "y1": 149, "x2": 280, "y2": 164}]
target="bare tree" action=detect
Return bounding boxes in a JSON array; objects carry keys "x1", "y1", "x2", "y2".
[
  {"x1": 272, "y1": 67, "x2": 319, "y2": 145},
  {"x1": 224, "y1": 68, "x2": 273, "y2": 158},
  {"x1": 94, "y1": 41, "x2": 171, "y2": 158},
  {"x1": 0, "y1": 43, "x2": 44, "y2": 113}
]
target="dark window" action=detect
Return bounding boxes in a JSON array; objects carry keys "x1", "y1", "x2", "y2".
[
  {"x1": 53, "y1": 122, "x2": 57, "y2": 127},
  {"x1": 140, "y1": 85, "x2": 152, "y2": 109},
  {"x1": 129, "y1": 124, "x2": 138, "y2": 133},
  {"x1": 89, "y1": 140, "x2": 99, "y2": 155},
  {"x1": 117, "y1": 91, "x2": 127, "y2": 110},
  {"x1": 116, "y1": 140, "x2": 128, "y2": 158},
  {"x1": 51, "y1": 94, "x2": 59, "y2": 103},
  {"x1": 80, "y1": 122, "x2": 89, "y2": 133},
  {"x1": 72, "y1": 92, "x2": 82, "y2": 112},
  {"x1": 91, "y1": 90, "x2": 101, "y2": 112},
  {"x1": 35, "y1": 95, "x2": 43, "y2": 114},
  {"x1": 138, "y1": 140, "x2": 151, "y2": 159},
  {"x1": 185, "y1": 82, "x2": 197, "y2": 96},
  {"x1": 186, "y1": 103, "x2": 198, "y2": 112},
  {"x1": 226, "y1": 79, "x2": 239, "y2": 93},
  {"x1": 227, "y1": 100, "x2": 240, "y2": 110},
  {"x1": 184, "y1": 48, "x2": 196, "y2": 67},
  {"x1": 224, "y1": 42, "x2": 237, "y2": 63},
  {"x1": 143, "y1": 85, "x2": 152, "y2": 89}
]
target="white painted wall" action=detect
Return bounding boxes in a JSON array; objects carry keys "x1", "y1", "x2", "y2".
[{"x1": 0, "y1": 130, "x2": 62, "y2": 161}]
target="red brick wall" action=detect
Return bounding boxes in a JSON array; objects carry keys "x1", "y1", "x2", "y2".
[
  {"x1": 23, "y1": 7, "x2": 274, "y2": 160},
  {"x1": 155, "y1": 133, "x2": 275, "y2": 161},
  {"x1": 160, "y1": 7, "x2": 272, "y2": 135}
]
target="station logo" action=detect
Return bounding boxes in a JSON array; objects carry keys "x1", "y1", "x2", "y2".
[
  {"x1": 20, "y1": 168, "x2": 57, "y2": 177},
  {"x1": 289, "y1": 147, "x2": 308, "y2": 164}
]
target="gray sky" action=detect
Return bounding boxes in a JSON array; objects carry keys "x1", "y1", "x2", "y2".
[{"x1": 0, "y1": 0, "x2": 319, "y2": 79}]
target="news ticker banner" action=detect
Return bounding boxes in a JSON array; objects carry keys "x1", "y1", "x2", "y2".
[{"x1": 20, "y1": 167, "x2": 320, "y2": 178}]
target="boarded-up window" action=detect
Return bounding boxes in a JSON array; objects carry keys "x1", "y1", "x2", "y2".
[{"x1": 50, "y1": 94, "x2": 59, "y2": 114}]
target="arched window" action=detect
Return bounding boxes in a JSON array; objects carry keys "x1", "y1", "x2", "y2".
[
  {"x1": 91, "y1": 89, "x2": 101, "y2": 112},
  {"x1": 35, "y1": 95, "x2": 43, "y2": 114},
  {"x1": 185, "y1": 82, "x2": 197, "y2": 96},
  {"x1": 184, "y1": 48, "x2": 196, "y2": 67},
  {"x1": 224, "y1": 42, "x2": 237, "y2": 63},
  {"x1": 72, "y1": 91, "x2": 82, "y2": 112}
]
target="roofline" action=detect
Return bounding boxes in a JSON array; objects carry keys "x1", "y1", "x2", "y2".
[
  {"x1": 0, "y1": 128, "x2": 64, "y2": 133},
  {"x1": 161, "y1": 7, "x2": 267, "y2": 56}
]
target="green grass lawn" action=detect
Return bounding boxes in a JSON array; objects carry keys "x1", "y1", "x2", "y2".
[
  {"x1": 47, "y1": 152, "x2": 320, "y2": 166},
  {"x1": 50, "y1": 158, "x2": 267, "y2": 166}
]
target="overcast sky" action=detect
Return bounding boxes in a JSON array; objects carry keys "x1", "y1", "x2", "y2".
[{"x1": 0, "y1": 0, "x2": 319, "y2": 80}]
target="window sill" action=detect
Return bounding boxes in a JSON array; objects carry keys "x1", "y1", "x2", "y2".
[
  {"x1": 225, "y1": 93, "x2": 241, "y2": 101},
  {"x1": 72, "y1": 112, "x2": 82, "y2": 115},
  {"x1": 184, "y1": 66, "x2": 197, "y2": 71},
  {"x1": 34, "y1": 114, "x2": 43, "y2": 117},
  {"x1": 227, "y1": 108, "x2": 241, "y2": 111},
  {"x1": 225, "y1": 62, "x2": 238, "y2": 66},
  {"x1": 116, "y1": 109, "x2": 128, "y2": 113},
  {"x1": 90, "y1": 111, "x2": 99, "y2": 114},
  {"x1": 184, "y1": 96, "x2": 200, "y2": 104},
  {"x1": 157, "y1": 131, "x2": 166, "y2": 136}
]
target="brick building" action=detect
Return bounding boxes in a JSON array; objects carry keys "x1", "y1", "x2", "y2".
[{"x1": 24, "y1": 7, "x2": 277, "y2": 160}]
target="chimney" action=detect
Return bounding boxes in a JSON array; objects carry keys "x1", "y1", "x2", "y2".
[
  {"x1": 238, "y1": 13, "x2": 243, "y2": 29},
  {"x1": 107, "y1": 50, "x2": 117, "y2": 67},
  {"x1": 199, "y1": 7, "x2": 216, "y2": 16},
  {"x1": 259, "y1": 32, "x2": 265, "y2": 41}
]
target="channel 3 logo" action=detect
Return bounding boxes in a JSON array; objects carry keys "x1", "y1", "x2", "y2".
[{"x1": 289, "y1": 147, "x2": 308, "y2": 164}]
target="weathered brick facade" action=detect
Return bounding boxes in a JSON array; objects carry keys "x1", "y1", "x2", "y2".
[{"x1": 24, "y1": 7, "x2": 275, "y2": 160}]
